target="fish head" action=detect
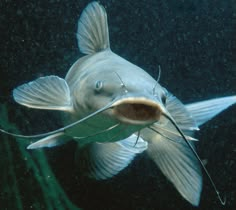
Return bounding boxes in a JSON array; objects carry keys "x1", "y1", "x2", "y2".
[{"x1": 73, "y1": 69, "x2": 168, "y2": 127}]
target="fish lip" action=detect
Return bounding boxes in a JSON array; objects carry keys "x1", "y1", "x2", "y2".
[{"x1": 111, "y1": 97, "x2": 164, "y2": 125}]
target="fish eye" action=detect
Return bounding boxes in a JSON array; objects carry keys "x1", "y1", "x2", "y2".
[
  {"x1": 161, "y1": 94, "x2": 166, "y2": 105},
  {"x1": 94, "y1": 80, "x2": 103, "y2": 92}
]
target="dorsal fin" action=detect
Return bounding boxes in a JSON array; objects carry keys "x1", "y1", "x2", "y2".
[{"x1": 77, "y1": 2, "x2": 110, "y2": 54}]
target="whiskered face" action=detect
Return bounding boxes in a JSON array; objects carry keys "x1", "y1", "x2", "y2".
[{"x1": 73, "y1": 70, "x2": 167, "y2": 126}]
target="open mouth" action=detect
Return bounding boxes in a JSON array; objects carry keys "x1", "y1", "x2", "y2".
[{"x1": 112, "y1": 97, "x2": 163, "y2": 125}]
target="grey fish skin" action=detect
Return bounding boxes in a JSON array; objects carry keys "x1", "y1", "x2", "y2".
[{"x1": 7, "y1": 1, "x2": 236, "y2": 207}]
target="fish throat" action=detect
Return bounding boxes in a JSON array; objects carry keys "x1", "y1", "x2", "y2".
[{"x1": 113, "y1": 98, "x2": 162, "y2": 125}]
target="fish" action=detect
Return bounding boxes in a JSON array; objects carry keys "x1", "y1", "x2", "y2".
[{"x1": 1, "y1": 1, "x2": 236, "y2": 207}]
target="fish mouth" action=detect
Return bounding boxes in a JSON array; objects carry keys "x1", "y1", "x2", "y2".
[{"x1": 112, "y1": 97, "x2": 163, "y2": 125}]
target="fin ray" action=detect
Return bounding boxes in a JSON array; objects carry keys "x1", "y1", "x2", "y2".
[
  {"x1": 165, "y1": 92, "x2": 199, "y2": 131},
  {"x1": 186, "y1": 96, "x2": 236, "y2": 126},
  {"x1": 77, "y1": 134, "x2": 147, "y2": 180},
  {"x1": 77, "y1": 2, "x2": 110, "y2": 54},
  {"x1": 141, "y1": 127, "x2": 202, "y2": 206},
  {"x1": 13, "y1": 76, "x2": 72, "y2": 111}
]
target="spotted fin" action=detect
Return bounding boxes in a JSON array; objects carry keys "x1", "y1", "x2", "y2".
[
  {"x1": 78, "y1": 134, "x2": 147, "y2": 180},
  {"x1": 13, "y1": 76, "x2": 73, "y2": 111},
  {"x1": 27, "y1": 132, "x2": 70, "y2": 149},
  {"x1": 77, "y1": 1, "x2": 110, "y2": 54},
  {"x1": 141, "y1": 127, "x2": 202, "y2": 206},
  {"x1": 186, "y1": 95, "x2": 236, "y2": 126}
]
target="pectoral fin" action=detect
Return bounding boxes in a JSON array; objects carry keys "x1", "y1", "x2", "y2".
[
  {"x1": 77, "y1": 134, "x2": 147, "y2": 180},
  {"x1": 27, "y1": 132, "x2": 70, "y2": 149},
  {"x1": 165, "y1": 92, "x2": 199, "y2": 131},
  {"x1": 186, "y1": 95, "x2": 236, "y2": 126},
  {"x1": 141, "y1": 127, "x2": 202, "y2": 206},
  {"x1": 13, "y1": 76, "x2": 73, "y2": 111}
]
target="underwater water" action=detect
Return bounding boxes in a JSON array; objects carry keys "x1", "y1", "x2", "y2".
[{"x1": 0, "y1": 0, "x2": 235, "y2": 210}]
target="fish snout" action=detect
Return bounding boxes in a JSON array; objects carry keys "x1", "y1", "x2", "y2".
[{"x1": 112, "y1": 97, "x2": 164, "y2": 125}]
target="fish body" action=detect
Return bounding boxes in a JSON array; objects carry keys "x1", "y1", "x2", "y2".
[
  {"x1": 4, "y1": 1, "x2": 236, "y2": 206},
  {"x1": 64, "y1": 50, "x2": 161, "y2": 144}
]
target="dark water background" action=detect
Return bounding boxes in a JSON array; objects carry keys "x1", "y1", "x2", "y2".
[{"x1": 0, "y1": 0, "x2": 236, "y2": 209}]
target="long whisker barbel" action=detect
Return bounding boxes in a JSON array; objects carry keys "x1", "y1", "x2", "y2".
[
  {"x1": 134, "y1": 130, "x2": 141, "y2": 147},
  {"x1": 113, "y1": 72, "x2": 128, "y2": 93},
  {"x1": 148, "y1": 125, "x2": 181, "y2": 143},
  {"x1": 148, "y1": 125, "x2": 198, "y2": 143},
  {"x1": 163, "y1": 113, "x2": 226, "y2": 205},
  {"x1": 73, "y1": 123, "x2": 120, "y2": 140},
  {"x1": 0, "y1": 102, "x2": 115, "y2": 139},
  {"x1": 104, "y1": 124, "x2": 128, "y2": 143},
  {"x1": 152, "y1": 65, "x2": 161, "y2": 96}
]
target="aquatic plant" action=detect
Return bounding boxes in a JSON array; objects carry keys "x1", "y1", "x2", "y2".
[{"x1": 0, "y1": 103, "x2": 81, "y2": 210}]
